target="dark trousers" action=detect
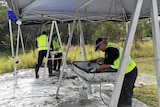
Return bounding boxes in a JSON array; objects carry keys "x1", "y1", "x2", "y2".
[
  {"x1": 36, "y1": 50, "x2": 52, "y2": 68},
  {"x1": 53, "y1": 53, "x2": 62, "y2": 70},
  {"x1": 118, "y1": 67, "x2": 138, "y2": 106}
]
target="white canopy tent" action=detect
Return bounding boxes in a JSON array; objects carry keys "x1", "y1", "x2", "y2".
[
  {"x1": 6, "y1": 0, "x2": 160, "y2": 22},
  {"x1": 6, "y1": 0, "x2": 160, "y2": 107}
]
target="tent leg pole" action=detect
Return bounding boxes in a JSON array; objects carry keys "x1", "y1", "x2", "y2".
[
  {"x1": 55, "y1": 21, "x2": 65, "y2": 66},
  {"x1": 12, "y1": 20, "x2": 21, "y2": 97},
  {"x1": 56, "y1": 13, "x2": 77, "y2": 98},
  {"x1": 8, "y1": 20, "x2": 15, "y2": 70},
  {"x1": 43, "y1": 21, "x2": 54, "y2": 80},
  {"x1": 9, "y1": 19, "x2": 17, "y2": 98},
  {"x1": 150, "y1": 0, "x2": 160, "y2": 106},
  {"x1": 78, "y1": 12, "x2": 87, "y2": 61},
  {"x1": 15, "y1": 20, "x2": 21, "y2": 78},
  {"x1": 109, "y1": 0, "x2": 143, "y2": 107},
  {"x1": 68, "y1": 24, "x2": 72, "y2": 65},
  {"x1": 19, "y1": 28, "x2": 27, "y2": 68}
]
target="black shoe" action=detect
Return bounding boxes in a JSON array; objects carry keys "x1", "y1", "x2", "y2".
[
  {"x1": 49, "y1": 73, "x2": 56, "y2": 77},
  {"x1": 35, "y1": 67, "x2": 39, "y2": 78},
  {"x1": 35, "y1": 75, "x2": 39, "y2": 78},
  {"x1": 52, "y1": 72, "x2": 60, "y2": 77},
  {"x1": 56, "y1": 69, "x2": 60, "y2": 72},
  {"x1": 35, "y1": 70, "x2": 39, "y2": 78},
  {"x1": 53, "y1": 69, "x2": 59, "y2": 72}
]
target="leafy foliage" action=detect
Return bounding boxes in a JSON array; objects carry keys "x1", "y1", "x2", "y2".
[
  {"x1": 0, "y1": 7, "x2": 9, "y2": 45},
  {"x1": 92, "y1": 21, "x2": 126, "y2": 42}
]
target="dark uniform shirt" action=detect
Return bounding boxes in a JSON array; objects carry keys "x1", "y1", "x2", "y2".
[{"x1": 104, "y1": 47, "x2": 119, "y2": 65}]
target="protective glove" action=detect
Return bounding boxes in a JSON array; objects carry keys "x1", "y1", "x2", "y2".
[{"x1": 90, "y1": 68, "x2": 97, "y2": 73}]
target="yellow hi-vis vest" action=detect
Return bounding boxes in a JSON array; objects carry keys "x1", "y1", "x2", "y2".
[
  {"x1": 37, "y1": 35, "x2": 48, "y2": 51},
  {"x1": 53, "y1": 40, "x2": 62, "y2": 53},
  {"x1": 107, "y1": 42, "x2": 136, "y2": 74}
]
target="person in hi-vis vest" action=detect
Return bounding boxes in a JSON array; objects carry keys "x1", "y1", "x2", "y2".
[
  {"x1": 51, "y1": 34, "x2": 62, "y2": 72},
  {"x1": 91, "y1": 38, "x2": 137, "y2": 107},
  {"x1": 35, "y1": 31, "x2": 54, "y2": 78}
]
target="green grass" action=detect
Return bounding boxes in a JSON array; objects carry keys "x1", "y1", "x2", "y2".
[
  {"x1": 131, "y1": 41, "x2": 154, "y2": 57},
  {"x1": 0, "y1": 56, "x2": 13, "y2": 74},
  {"x1": 0, "y1": 50, "x2": 37, "y2": 74},
  {"x1": 134, "y1": 57, "x2": 156, "y2": 76},
  {"x1": 66, "y1": 45, "x2": 104, "y2": 63},
  {"x1": 134, "y1": 85, "x2": 158, "y2": 107}
]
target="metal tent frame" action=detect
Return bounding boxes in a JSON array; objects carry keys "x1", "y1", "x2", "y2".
[
  {"x1": 43, "y1": 21, "x2": 65, "y2": 80},
  {"x1": 7, "y1": 0, "x2": 160, "y2": 106},
  {"x1": 8, "y1": 19, "x2": 28, "y2": 97}
]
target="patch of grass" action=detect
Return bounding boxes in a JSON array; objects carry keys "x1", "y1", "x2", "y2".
[
  {"x1": 131, "y1": 41, "x2": 154, "y2": 57},
  {"x1": 134, "y1": 85, "x2": 158, "y2": 107},
  {"x1": 66, "y1": 45, "x2": 104, "y2": 63},
  {"x1": 134, "y1": 57, "x2": 156, "y2": 76},
  {"x1": 0, "y1": 56, "x2": 13, "y2": 74},
  {"x1": 0, "y1": 50, "x2": 37, "y2": 74}
]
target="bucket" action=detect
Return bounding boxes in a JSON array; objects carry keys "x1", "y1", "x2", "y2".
[{"x1": 79, "y1": 86, "x2": 88, "y2": 101}]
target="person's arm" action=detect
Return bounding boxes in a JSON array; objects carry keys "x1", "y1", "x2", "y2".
[
  {"x1": 96, "y1": 64, "x2": 110, "y2": 71},
  {"x1": 96, "y1": 47, "x2": 119, "y2": 71}
]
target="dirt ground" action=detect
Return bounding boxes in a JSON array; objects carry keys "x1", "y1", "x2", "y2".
[
  {"x1": 0, "y1": 68, "x2": 153, "y2": 107},
  {"x1": 135, "y1": 73, "x2": 156, "y2": 87}
]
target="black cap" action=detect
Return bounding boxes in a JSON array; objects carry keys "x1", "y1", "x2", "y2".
[
  {"x1": 42, "y1": 31, "x2": 47, "y2": 35},
  {"x1": 53, "y1": 34, "x2": 57, "y2": 38},
  {"x1": 95, "y1": 38, "x2": 107, "y2": 51}
]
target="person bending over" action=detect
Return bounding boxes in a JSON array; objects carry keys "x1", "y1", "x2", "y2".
[{"x1": 91, "y1": 37, "x2": 137, "y2": 107}]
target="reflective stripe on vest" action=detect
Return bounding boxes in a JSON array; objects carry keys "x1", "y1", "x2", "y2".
[
  {"x1": 53, "y1": 40, "x2": 62, "y2": 53},
  {"x1": 107, "y1": 42, "x2": 136, "y2": 74},
  {"x1": 37, "y1": 35, "x2": 48, "y2": 51}
]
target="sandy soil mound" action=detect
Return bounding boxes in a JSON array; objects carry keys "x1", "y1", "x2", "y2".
[{"x1": 0, "y1": 68, "x2": 151, "y2": 107}]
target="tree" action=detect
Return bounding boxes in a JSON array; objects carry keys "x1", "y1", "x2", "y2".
[
  {"x1": 0, "y1": 7, "x2": 8, "y2": 39},
  {"x1": 92, "y1": 21, "x2": 125, "y2": 43}
]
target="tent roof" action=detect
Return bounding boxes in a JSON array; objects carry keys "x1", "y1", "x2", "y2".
[{"x1": 6, "y1": 0, "x2": 160, "y2": 23}]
